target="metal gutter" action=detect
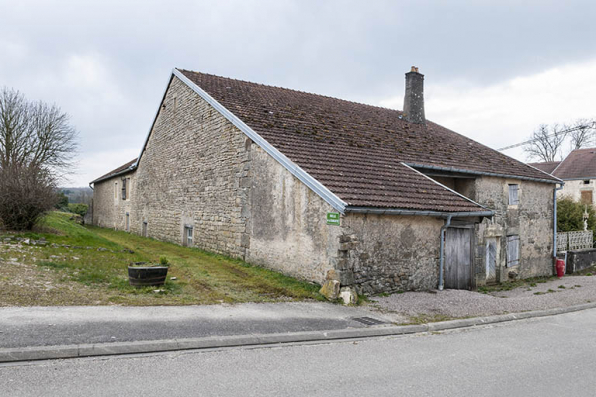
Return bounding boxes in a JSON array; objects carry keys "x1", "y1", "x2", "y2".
[
  {"x1": 171, "y1": 68, "x2": 348, "y2": 214},
  {"x1": 344, "y1": 207, "x2": 494, "y2": 217},
  {"x1": 90, "y1": 166, "x2": 136, "y2": 185},
  {"x1": 554, "y1": 177, "x2": 596, "y2": 181},
  {"x1": 553, "y1": 183, "x2": 565, "y2": 258},
  {"x1": 406, "y1": 163, "x2": 563, "y2": 184}
]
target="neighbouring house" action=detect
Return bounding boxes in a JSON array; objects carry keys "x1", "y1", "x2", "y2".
[
  {"x1": 90, "y1": 67, "x2": 561, "y2": 295},
  {"x1": 530, "y1": 148, "x2": 596, "y2": 206}
]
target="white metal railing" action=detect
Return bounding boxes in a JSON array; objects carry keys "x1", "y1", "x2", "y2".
[{"x1": 557, "y1": 230, "x2": 594, "y2": 252}]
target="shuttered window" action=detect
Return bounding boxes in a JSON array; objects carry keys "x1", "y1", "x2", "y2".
[
  {"x1": 581, "y1": 190, "x2": 593, "y2": 205},
  {"x1": 508, "y1": 184, "x2": 519, "y2": 205},
  {"x1": 507, "y1": 235, "x2": 520, "y2": 267}
]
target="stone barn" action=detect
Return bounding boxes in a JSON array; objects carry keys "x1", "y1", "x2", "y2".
[{"x1": 90, "y1": 67, "x2": 562, "y2": 295}]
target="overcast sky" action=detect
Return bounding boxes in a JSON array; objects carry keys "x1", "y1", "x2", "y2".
[{"x1": 1, "y1": 0, "x2": 595, "y2": 186}]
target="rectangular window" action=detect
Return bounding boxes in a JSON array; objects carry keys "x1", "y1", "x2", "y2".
[
  {"x1": 507, "y1": 235, "x2": 520, "y2": 267},
  {"x1": 584, "y1": 180, "x2": 591, "y2": 185},
  {"x1": 121, "y1": 178, "x2": 127, "y2": 200},
  {"x1": 508, "y1": 184, "x2": 519, "y2": 205},
  {"x1": 184, "y1": 226, "x2": 193, "y2": 247}
]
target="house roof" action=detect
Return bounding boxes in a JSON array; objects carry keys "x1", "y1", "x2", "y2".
[
  {"x1": 550, "y1": 148, "x2": 596, "y2": 180},
  {"x1": 528, "y1": 161, "x2": 561, "y2": 174},
  {"x1": 174, "y1": 69, "x2": 557, "y2": 212},
  {"x1": 90, "y1": 158, "x2": 137, "y2": 184}
]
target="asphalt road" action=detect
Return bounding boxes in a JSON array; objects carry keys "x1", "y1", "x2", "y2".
[
  {"x1": 2, "y1": 308, "x2": 596, "y2": 396},
  {"x1": 0, "y1": 303, "x2": 381, "y2": 348}
]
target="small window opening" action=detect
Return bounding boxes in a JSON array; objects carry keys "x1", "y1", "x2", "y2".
[
  {"x1": 584, "y1": 180, "x2": 590, "y2": 185},
  {"x1": 184, "y1": 225, "x2": 193, "y2": 247},
  {"x1": 121, "y1": 178, "x2": 127, "y2": 200}
]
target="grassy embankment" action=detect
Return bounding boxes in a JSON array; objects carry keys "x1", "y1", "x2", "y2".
[{"x1": 0, "y1": 212, "x2": 323, "y2": 306}]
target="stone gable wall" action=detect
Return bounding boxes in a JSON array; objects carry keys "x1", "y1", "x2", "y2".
[
  {"x1": 93, "y1": 76, "x2": 251, "y2": 259},
  {"x1": 246, "y1": 145, "x2": 341, "y2": 283},
  {"x1": 92, "y1": 171, "x2": 135, "y2": 230},
  {"x1": 473, "y1": 177, "x2": 554, "y2": 284},
  {"x1": 131, "y1": 77, "x2": 251, "y2": 258}
]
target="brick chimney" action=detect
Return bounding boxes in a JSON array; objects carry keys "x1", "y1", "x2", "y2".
[{"x1": 403, "y1": 66, "x2": 425, "y2": 124}]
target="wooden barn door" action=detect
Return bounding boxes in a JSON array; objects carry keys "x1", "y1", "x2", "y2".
[{"x1": 444, "y1": 227, "x2": 473, "y2": 290}]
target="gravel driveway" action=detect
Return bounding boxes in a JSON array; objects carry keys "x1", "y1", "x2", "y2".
[{"x1": 370, "y1": 275, "x2": 596, "y2": 323}]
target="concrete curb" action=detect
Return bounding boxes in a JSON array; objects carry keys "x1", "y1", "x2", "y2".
[{"x1": 2, "y1": 301, "x2": 596, "y2": 363}]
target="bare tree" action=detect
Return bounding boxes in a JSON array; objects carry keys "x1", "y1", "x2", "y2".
[
  {"x1": 0, "y1": 163, "x2": 57, "y2": 230},
  {"x1": 524, "y1": 123, "x2": 568, "y2": 162},
  {"x1": 0, "y1": 87, "x2": 78, "y2": 230},
  {"x1": 0, "y1": 88, "x2": 77, "y2": 176},
  {"x1": 568, "y1": 118, "x2": 596, "y2": 150}
]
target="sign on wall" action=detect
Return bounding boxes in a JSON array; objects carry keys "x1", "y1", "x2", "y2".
[{"x1": 326, "y1": 212, "x2": 340, "y2": 226}]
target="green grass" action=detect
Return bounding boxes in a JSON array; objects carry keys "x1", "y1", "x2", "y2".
[
  {"x1": 0, "y1": 211, "x2": 324, "y2": 306},
  {"x1": 477, "y1": 275, "x2": 556, "y2": 294}
]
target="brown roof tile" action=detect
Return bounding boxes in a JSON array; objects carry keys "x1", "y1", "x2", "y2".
[
  {"x1": 179, "y1": 69, "x2": 555, "y2": 212},
  {"x1": 91, "y1": 158, "x2": 137, "y2": 184},
  {"x1": 528, "y1": 161, "x2": 560, "y2": 174},
  {"x1": 552, "y1": 148, "x2": 596, "y2": 179}
]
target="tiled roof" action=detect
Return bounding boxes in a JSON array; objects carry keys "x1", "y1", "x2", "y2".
[
  {"x1": 551, "y1": 148, "x2": 596, "y2": 179},
  {"x1": 528, "y1": 161, "x2": 560, "y2": 174},
  {"x1": 178, "y1": 69, "x2": 556, "y2": 212},
  {"x1": 91, "y1": 158, "x2": 137, "y2": 184}
]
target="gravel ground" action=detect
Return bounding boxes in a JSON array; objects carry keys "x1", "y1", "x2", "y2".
[{"x1": 371, "y1": 275, "x2": 596, "y2": 323}]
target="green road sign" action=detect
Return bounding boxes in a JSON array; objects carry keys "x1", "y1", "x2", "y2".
[{"x1": 327, "y1": 212, "x2": 340, "y2": 226}]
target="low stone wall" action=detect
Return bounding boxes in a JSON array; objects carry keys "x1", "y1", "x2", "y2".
[{"x1": 565, "y1": 249, "x2": 596, "y2": 274}]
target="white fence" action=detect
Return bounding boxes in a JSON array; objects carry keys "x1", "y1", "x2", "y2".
[{"x1": 557, "y1": 231, "x2": 594, "y2": 252}]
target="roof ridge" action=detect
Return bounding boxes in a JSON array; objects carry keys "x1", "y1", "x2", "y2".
[{"x1": 177, "y1": 68, "x2": 407, "y2": 115}]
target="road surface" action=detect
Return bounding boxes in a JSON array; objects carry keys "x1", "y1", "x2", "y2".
[{"x1": 1, "y1": 308, "x2": 596, "y2": 396}]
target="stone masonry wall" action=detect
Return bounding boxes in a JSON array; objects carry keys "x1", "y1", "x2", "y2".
[
  {"x1": 94, "y1": 76, "x2": 251, "y2": 259},
  {"x1": 132, "y1": 76, "x2": 251, "y2": 257},
  {"x1": 339, "y1": 214, "x2": 444, "y2": 294},
  {"x1": 473, "y1": 177, "x2": 554, "y2": 284},
  {"x1": 246, "y1": 146, "x2": 342, "y2": 284},
  {"x1": 92, "y1": 171, "x2": 136, "y2": 230}
]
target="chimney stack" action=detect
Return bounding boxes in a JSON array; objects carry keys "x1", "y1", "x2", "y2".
[{"x1": 403, "y1": 66, "x2": 425, "y2": 124}]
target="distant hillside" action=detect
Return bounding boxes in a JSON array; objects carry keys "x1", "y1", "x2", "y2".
[{"x1": 60, "y1": 187, "x2": 93, "y2": 205}]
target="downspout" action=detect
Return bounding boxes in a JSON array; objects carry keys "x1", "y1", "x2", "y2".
[
  {"x1": 553, "y1": 183, "x2": 564, "y2": 258},
  {"x1": 438, "y1": 215, "x2": 453, "y2": 291}
]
